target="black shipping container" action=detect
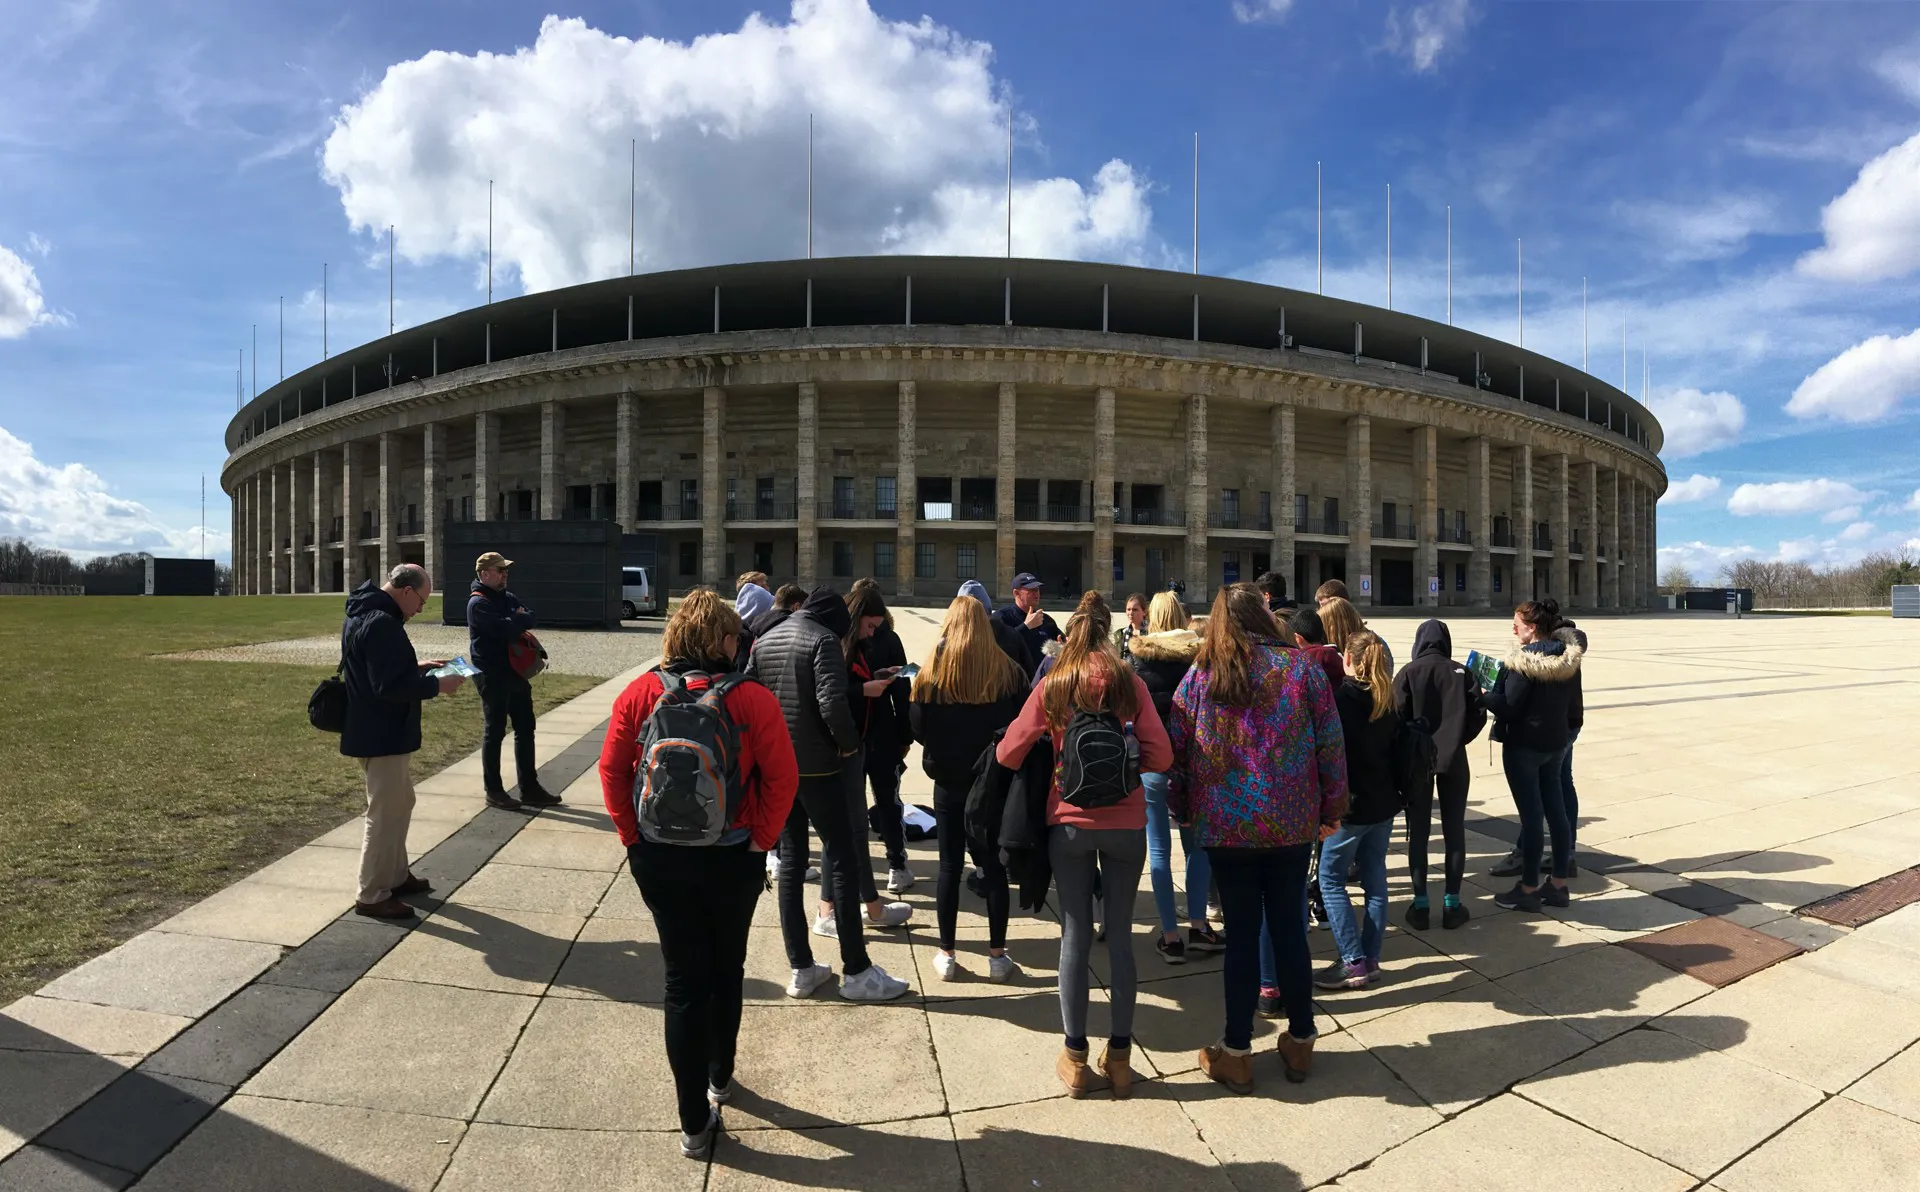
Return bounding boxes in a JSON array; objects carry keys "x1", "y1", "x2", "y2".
[
  {"x1": 443, "y1": 520, "x2": 622, "y2": 629},
  {"x1": 1680, "y1": 588, "x2": 1753, "y2": 613},
  {"x1": 152, "y1": 558, "x2": 217, "y2": 596}
]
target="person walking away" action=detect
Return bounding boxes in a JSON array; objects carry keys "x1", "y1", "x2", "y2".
[
  {"x1": 996, "y1": 572, "x2": 1063, "y2": 663},
  {"x1": 597, "y1": 590, "x2": 798, "y2": 1159},
  {"x1": 747, "y1": 586, "x2": 911, "y2": 1001},
  {"x1": 733, "y1": 574, "x2": 774, "y2": 671},
  {"x1": 746, "y1": 583, "x2": 805, "y2": 638},
  {"x1": 468, "y1": 552, "x2": 558, "y2": 809},
  {"x1": 842, "y1": 584, "x2": 916, "y2": 896},
  {"x1": 1287, "y1": 607, "x2": 1346, "y2": 689},
  {"x1": 1112, "y1": 592, "x2": 1148, "y2": 658},
  {"x1": 1394, "y1": 619, "x2": 1486, "y2": 929},
  {"x1": 341, "y1": 565, "x2": 463, "y2": 920},
  {"x1": 909, "y1": 597, "x2": 1028, "y2": 981},
  {"x1": 1316, "y1": 631, "x2": 1401, "y2": 991},
  {"x1": 1127, "y1": 591, "x2": 1221, "y2": 964},
  {"x1": 1254, "y1": 571, "x2": 1297, "y2": 615},
  {"x1": 1484, "y1": 599, "x2": 1584, "y2": 912},
  {"x1": 1317, "y1": 590, "x2": 1394, "y2": 669},
  {"x1": 1168, "y1": 585, "x2": 1345, "y2": 1093},
  {"x1": 998, "y1": 590, "x2": 1171, "y2": 1099}
]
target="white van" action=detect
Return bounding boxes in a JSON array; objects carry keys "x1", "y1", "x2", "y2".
[{"x1": 620, "y1": 567, "x2": 658, "y2": 618}]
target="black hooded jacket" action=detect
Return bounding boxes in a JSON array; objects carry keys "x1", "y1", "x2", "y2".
[
  {"x1": 1391, "y1": 619, "x2": 1487, "y2": 772},
  {"x1": 1485, "y1": 628, "x2": 1585, "y2": 754},
  {"x1": 745, "y1": 588, "x2": 862, "y2": 776},
  {"x1": 339, "y1": 581, "x2": 442, "y2": 758},
  {"x1": 1335, "y1": 678, "x2": 1404, "y2": 825},
  {"x1": 466, "y1": 578, "x2": 535, "y2": 680},
  {"x1": 849, "y1": 621, "x2": 914, "y2": 756}
]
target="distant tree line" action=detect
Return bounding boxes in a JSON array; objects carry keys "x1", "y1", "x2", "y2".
[
  {"x1": 0, "y1": 538, "x2": 232, "y2": 594},
  {"x1": 1661, "y1": 551, "x2": 1920, "y2": 609}
]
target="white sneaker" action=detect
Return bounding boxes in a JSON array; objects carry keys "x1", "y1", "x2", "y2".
[
  {"x1": 812, "y1": 913, "x2": 838, "y2": 939},
  {"x1": 680, "y1": 1108, "x2": 720, "y2": 1160},
  {"x1": 867, "y1": 901, "x2": 913, "y2": 928},
  {"x1": 932, "y1": 951, "x2": 962, "y2": 981},
  {"x1": 988, "y1": 953, "x2": 1022, "y2": 983},
  {"x1": 765, "y1": 852, "x2": 781, "y2": 876},
  {"x1": 786, "y1": 964, "x2": 833, "y2": 999},
  {"x1": 839, "y1": 964, "x2": 910, "y2": 1002},
  {"x1": 887, "y1": 867, "x2": 915, "y2": 893}
]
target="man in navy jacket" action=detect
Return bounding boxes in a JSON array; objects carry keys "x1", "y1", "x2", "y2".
[{"x1": 468, "y1": 552, "x2": 557, "y2": 808}]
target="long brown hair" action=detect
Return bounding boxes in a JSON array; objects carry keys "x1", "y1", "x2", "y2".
[
  {"x1": 1042, "y1": 590, "x2": 1137, "y2": 727},
  {"x1": 1193, "y1": 585, "x2": 1283, "y2": 707},
  {"x1": 912, "y1": 597, "x2": 1024, "y2": 705},
  {"x1": 843, "y1": 585, "x2": 890, "y2": 651},
  {"x1": 662, "y1": 588, "x2": 742, "y2": 667},
  {"x1": 1345, "y1": 630, "x2": 1393, "y2": 721},
  {"x1": 1318, "y1": 596, "x2": 1364, "y2": 651}
]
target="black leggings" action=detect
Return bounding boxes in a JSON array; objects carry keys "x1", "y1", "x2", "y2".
[
  {"x1": 1403, "y1": 754, "x2": 1470, "y2": 898},
  {"x1": 932, "y1": 772, "x2": 1008, "y2": 952},
  {"x1": 778, "y1": 766, "x2": 872, "y2": 976},
  {"x1": 865, "y1": 748, "x2": 908, "y2": 871}
]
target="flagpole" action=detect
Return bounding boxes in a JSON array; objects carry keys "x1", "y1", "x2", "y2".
[
  {"x1": 487, "y1": 181, "x2": 493, "y2": 303},
  {"x1": 1192, "y1": 132, "x2": 1199, "y2": 275},
  {"x1": 278, "y1": 296, "x2": 283, "y2": 381},
  {"x1": 1007, "y1": 115, "x2": 1014, "y2": 259},
  {"x1": 251, "y1": 324, "x2": 256, "y2": 398},
  {"x1": 1516, "y1": 238, "x2": 1523, "y2": 348},
  {"x1": 322, "y1": 263, "x2": 328, "y2": 359},
  {"x1": 808, "y1": 114, "x2": 815, "y2": 259},
  {"x1": 1581, "y1": 277, "x2": 1588, "y2": 371},
  {"x1": 388, "y1": 225, "x2": 394, "y2": 336},
  {"x1": 1385, "y1": 184, "x2": 1392, "y2": 309},
  {"x1": 629, "y1": 137, "x2": 636, "y2": 276},
  {"x1": 1445, "y1": 205, "x2": 1452, "y2": 326},
  {"x1": 1316, "y1": 161, "x2": 1322, "y2": 295}
]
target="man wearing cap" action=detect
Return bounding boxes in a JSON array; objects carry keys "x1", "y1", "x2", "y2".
[
  {"x1": 469, "y1": 552, "x2": 559, "y2": 808},
  {"x1": 995, "y1": 572, "x2": 1063, "y2": 664}
]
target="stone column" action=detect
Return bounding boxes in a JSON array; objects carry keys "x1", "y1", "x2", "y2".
[
  {"x1": 311, "y1": 452, "x2": 327, "y2": 592},
  {"x1": 1345, "y1": 415, "x2": 1372, "y2": 606},
  {"x1": 701, "y1": 386, "x2": 725, "y2": 585},
  {"x1": 1644, "y1": 482, "x2": 1657, "y2": 610},
  {"x1": 378, "y1": 431, "x2": 396, "y2": 580},
  {"x1": 1414, "y1": 424, "x2": 1439, "y2": 608},
  {"x1": 341, "y1": 442, "x2": 359, "y2": 590},
  {"x1": 1580, "y1": 461, "x2": 1599, "y2": 610},
  {"x1": 615, "y1": 393, "x2": 637, "y2": 533},
  {"x1": 1468, "y1": 436, "x2": 1491, "y2": 608},
  {"x1": 1271, "y1": 405, "x2": 1296, "y2": 592},
  {"x1": 1550, "y1": 453, "x2": 1571, "y2": 601},
  {"x1": 1604, "y1": 469, "x2": 1621, "y2": 609},
  {"x1": 423, "y1": 423, "x2": 445, "y2": 587},
  {"x1": 475, "y1": 412, "x2": 497, "y2": 524},
  {"x1": 256, "y1": 473, "x2": 268, "y2": 594},
  {"x1": 1185, "y1": 393, "x2": 1210, "y2": 600},
  {"x1": 269, "y1": 464, "x2": 282, "y2": 594},
  {"x1": 540, "y1": 400, "x2": 563, "y2": 521},
  {"x1": 896, "y1": 381, "x2": 917, "y2": 598},
  {"x1": 1511, "y1": 444, "x2": 1534, "y2": 606},
  {"x1": 1623, "y1": 478, "x2": 1640, "y2": 610},
  {"x1": 797, "y1": 382, "x2": 819, "y2": 586},
  {"x1": 995, "y1": 382, "x2": 1018, "y2": 596},
  {"x1": 289, "y1": 458, "x2": 307, "y2": 593},
  {"x1": 232, "y1": 481, "x2": 244, "y2": 595},
  {"x1": 1092, "y1": 387, "x2": 1116, "y2": 597}
]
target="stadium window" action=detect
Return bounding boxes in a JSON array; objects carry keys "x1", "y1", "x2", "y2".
[
  {"x1": 754, "y1": 541, "x2": 773, "y2": 573},
  {"x1": 678, "y1": 540, "x2": 697, "y2": 576},
  {"x1": 915, "y1": 542, "x2": 936, "y2": 579},
  {"x1": 1222, "y1": 551, "x2": 1240, "y2": 586},
  {"x1": 832, "y1": 541, "x2": 854, "y2": 577},
  {"x1": 1455, "y1": 563, "x2": 1466, "y2": 592},
  {"x1": 874, "y1": 541, "x2": 896, "y2": 578},
  {"x1": 1113, "y1": 546, "x2": 1125, "y2": 583},
  {"x1": 956, "y1": 543, "x2": 978, "y2": 580},
  {"x1": 875, "y1": 476, "x2": 897, "y2": 517}
]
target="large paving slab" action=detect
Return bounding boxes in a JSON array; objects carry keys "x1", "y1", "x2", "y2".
[
  {"x1": 1713, "y1": 1095, "x2": 1920, "y2": 1192},
  {"x1": 35, "y1": 932, "x2": 282, "y2": 1019},
  {"x1": 132, "y1": 1094, "x2": 466, "y2": 1192},
  {"x1": 437, "y1": 1123, "x2": 702, "y2": 1192}
]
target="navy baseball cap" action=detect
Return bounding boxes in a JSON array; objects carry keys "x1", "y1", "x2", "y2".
[{"x1": 1012, "y1": 572, "x2": 1044, "y2": 590}]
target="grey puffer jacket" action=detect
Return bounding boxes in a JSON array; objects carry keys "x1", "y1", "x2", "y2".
[{"x1": 745, "y1": 599, "x2": 861, "y2": 776}]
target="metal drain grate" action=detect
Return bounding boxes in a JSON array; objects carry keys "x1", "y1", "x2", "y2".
[
  {"x1": 1621, "y1": 916, "x2": 1803, "y2": 988},
  {"x1": 1799, "y1": 866, "x2": 1920, "y2": 929}
]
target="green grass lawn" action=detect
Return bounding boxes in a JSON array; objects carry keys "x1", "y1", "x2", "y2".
[{"x1": 0, "y1": 595, "x2": 596, "y2": 1004}]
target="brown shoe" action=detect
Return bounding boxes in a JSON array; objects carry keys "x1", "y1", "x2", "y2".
[
  {"x1": 1097, "y1": 1043, "x2": 1135, "y2": 1100},
  {"x1": 1199, "y1": 1043, "x2": 1254, "y2": 1095},
  {"x1": 353, "y1": 897, "x2": 416, "y2": 921},
  {"x1": 1056, "y1": 1046, "x2": 1111, "y2": 1099},
  {"x1": 1276, "y1": 1031, "x2": 1317, "y2": 1084},
  {"x1": 393, "y1": 874, "x2": 432, "y2": 896}
]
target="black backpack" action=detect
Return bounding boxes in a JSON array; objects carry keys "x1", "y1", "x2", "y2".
[
  {"x1": 1394, "y1": 715, "x2": 1440, "y2": 805},
  {"x1": 633, "y1": 671, "x2": 747, "y2": 845},
  {"x1": 1055, "y1": 709, "x2": 1141, "y2": 809}
]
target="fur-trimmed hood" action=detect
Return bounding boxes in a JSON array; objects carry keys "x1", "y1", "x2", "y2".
[
  {"x1": 1126, "y1": 627, "x2": 1200, "y2": 662},
  {"x1": 1503, "y1": 627, "x2": 1584, "y2": 681}
]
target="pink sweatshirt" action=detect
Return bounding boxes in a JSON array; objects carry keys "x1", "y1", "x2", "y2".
[{"x1": 996, "y1": 665, "x2": 1173, "y2": 831}]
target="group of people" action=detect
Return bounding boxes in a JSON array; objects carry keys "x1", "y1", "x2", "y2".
[{"x1": 332, "y1": 557, "x2": 1585, "y2": 1161}]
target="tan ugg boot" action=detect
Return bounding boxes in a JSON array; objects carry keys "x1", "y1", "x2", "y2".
[
  {"x1": 1199, "y1": 1043, "x2": 1255, "y2": 1095},
  {"x1": 1098, "y1": 1042, "x2": 1135, "y2": 1099},
  {"x1": 1056, "y1": 1046, "x2": 1111, "y2": 1099},
  {"x1": 1276, "y1": 1031, "x2": 1318, "y2": 1084}
]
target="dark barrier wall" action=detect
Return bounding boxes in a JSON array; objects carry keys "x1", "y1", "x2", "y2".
[
  {"x1": 443, "y1": 521, "x2": 622, "y2": 629},
  {"x1": 153, "y1": 558, "x2": 217, "y2": 596},
  {"x1": 1680, "y1": 588, "x2": 1754, "y2": 612}
]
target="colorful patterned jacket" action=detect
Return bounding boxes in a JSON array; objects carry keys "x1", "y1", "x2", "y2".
[{"x1": 1166, "y1": 639, "x2": 1349, "y2": 849}]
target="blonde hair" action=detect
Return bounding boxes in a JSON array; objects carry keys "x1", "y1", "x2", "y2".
[
  {"x1": 912, "y1": 598, "x2": 1024, "y2": 705},
  {"x1": 1319, "y1": 596, "x2": 1365, "y2": 651},
  {"x1": 1344, "y1": 630, "x2": 1394, "y2": 721},
  {"x1": 1146, "y1": 590, "x2": 1189, "y2": 634},
  {"x1": 1193, "y1": 585, "x2": 1282, "y2": 707},
  {"x1": 735, "y1": 571, "x2": 770, "y2": 593},
  {"x1": 662, "y1": 588, "x2": 742, "y2": 667},
  {"x1": 1042, "y1": 591, "x2": 1137, "y2": 728}
]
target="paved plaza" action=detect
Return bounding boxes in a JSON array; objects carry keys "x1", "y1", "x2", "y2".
[{"x1": 5, "y1": 610, "x2": 1920, "y2": 1190}]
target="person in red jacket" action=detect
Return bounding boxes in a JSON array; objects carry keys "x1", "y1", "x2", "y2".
[{"x1": 598, "y1": 589, "x2": 798, "y2": 1160}]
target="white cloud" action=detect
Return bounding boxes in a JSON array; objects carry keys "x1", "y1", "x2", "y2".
[
  {"x1": 1907, "y1": 487, "x2": 1920, "y2": 512},
  {"x1": 1232, "y1": 0, "x2": 1296, "y2": 23},
  {"x1": 0, "y1": 241, "x2": 59, "y2": 339},
  {"x1": 1614, "y1": 194, "x2": 1781, "y2": 263},
  {"x1": 0, "y1": 426, "x2": 225, "y2": 559},
  {"x1": 1797, "y1": 129, "x2": 1920, "y2": 282},
  {"x1": 1726, "y1": 478, "x2": 1874, "y2": 517},
  {"x1": 319, "y1": 2, "x2": 1160, "y2": 295},
  {"x1": 1875, "y1": 42, "x2": 1920, "y2": 104},
  {"x1": 24, "y1": 233, "x2": 51, "y2": 258},
  {"x1": 1786, "y1": 327, "x2": 1920, "y2": 422},
  {"x1": 1658, "y1": 539, "x2": 1761, "y2": 580},
  {"x1": 1384, "y1": 0, "x2": 1472, "y2": 74},
  {"x1": 1839, "y1": 520, "x2": 1876, "y2": 541},
  {"x1": 1651, "y1": 387, "x2": 1745, "y2": 457},
  {"x1": 1822, "y1": 505, "x2": 1863, "y2": 525},
  {"x1": 1660, "y1": 474, "x2": 1722, "y2": 505}
]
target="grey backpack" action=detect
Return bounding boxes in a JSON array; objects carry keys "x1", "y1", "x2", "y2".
[{"x1": 634, "y1": 671, "x2": 747, "y2": 845}]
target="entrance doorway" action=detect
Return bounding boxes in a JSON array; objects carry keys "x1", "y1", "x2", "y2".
[
  {"x1": 1015, "y1": 545, "x2": 1083, "y2": 595},
  {"x1": 1378, "y1": 558, "x2": 1415, "y2": 606}
]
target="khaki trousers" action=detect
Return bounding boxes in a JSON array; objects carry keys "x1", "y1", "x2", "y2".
[{"x1": 358, "y1": 754, "x2": 416, "y2": 904}]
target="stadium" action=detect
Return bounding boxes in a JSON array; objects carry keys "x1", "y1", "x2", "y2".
[{"x1": 222, "y1": 255, "x2": 1667, "y2": 610}]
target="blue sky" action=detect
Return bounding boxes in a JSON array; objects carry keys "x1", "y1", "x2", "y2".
[{"x1": 3, "y1": 0, "x2": 1919, "y2": 573}]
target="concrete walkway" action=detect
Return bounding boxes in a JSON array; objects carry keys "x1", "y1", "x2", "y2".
[{"x1": 5, "y1": 611, "x2": 1920, "y2": 1190}]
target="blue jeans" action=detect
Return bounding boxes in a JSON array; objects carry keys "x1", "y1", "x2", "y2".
[
  {"x1": 1560, "y1": 742, "x2": 1579, "y2": 848},
  {"x1": 1504, "y1": 744, "x2": 1572, "y2": 887},
  {"x1": 1319, "y1": 820, "x2": 1392, "y2": 966},
  {"x1": 1143, "y1": 771, "x2": 1210, "y2": 935}
]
